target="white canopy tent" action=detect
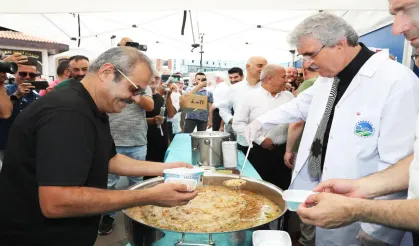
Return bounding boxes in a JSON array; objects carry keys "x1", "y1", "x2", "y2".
[{"x1": 0, "y1": 0, "x2": 394, "y2": 63}]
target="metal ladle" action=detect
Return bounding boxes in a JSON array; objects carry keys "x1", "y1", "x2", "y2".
[{"x1": 223, "y1": 144, "x2": 252, "y2": 190}]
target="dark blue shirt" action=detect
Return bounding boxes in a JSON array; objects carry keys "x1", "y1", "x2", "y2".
[{"x1": 0, "y1": 84, "x2": 39, "y2": 150}]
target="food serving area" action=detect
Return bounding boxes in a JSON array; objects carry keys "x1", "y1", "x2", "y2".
[
  {"x1": 99, "y1": 134, "x2": 287, "y2": 246},
  {"x1": 164, "y1": 134, "x2": 261, "y2": 179}
]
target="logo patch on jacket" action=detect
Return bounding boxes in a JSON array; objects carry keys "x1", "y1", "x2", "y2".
[{"x1": 354, "y1": 121, "x2": 375, "y2": 137}]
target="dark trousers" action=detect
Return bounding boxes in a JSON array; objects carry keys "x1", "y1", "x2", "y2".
[
  {"x1": 146, "y1": 138, "x2": 167, "y2": 163},
  {"x1": 167, "y1": 122, "x2": 175, "y2": 142},
  {"x1": 184, "y1": 119, "x2": 207, "y2": 133},
  {"x1": 248, "y1": 143, "x2": 291, "y2": 190},
  {"x1": 237, "y1": 144, "x2": 249, "y2": 155},
  {"x1": 413, "y1": 233, "x2": 419, "y2": 246},
  {"x1": 212, "y1": 108, "x2": 222, "y2": 131}
]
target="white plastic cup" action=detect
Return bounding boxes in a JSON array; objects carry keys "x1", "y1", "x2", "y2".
[
  {"x1": 165, "y1": 178, "x2": 197, "y2": 191},
  {"x1": 282, "y1": 190, "x2": 317, "y2": 211},
  {"x1": 163, "y1": 167, "x2": 204, "y2": 186},
  {"x1": 222, "y1": 141, "x2": 238, "y2": 168}
]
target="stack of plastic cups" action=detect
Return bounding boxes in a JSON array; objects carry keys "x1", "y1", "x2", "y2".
[{"x1": 222, "y1": 141, "x2": 238, "y2": 169}]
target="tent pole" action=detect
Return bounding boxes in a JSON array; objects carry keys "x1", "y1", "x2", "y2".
[
  {"x1": 290, "y1": 50, "x2": 296, "y2": 67},
  {"x1": 200, "y1": 34, "x2": 204, "y2": 68}
]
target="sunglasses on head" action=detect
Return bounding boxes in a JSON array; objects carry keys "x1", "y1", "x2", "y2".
[{"x1": 18, "y1": 72, "x2": 37, "y2": 79}]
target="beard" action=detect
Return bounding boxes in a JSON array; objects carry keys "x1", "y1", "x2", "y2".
[{"x1": 71, "y1": 74, "x2": 85, "y2": 81}]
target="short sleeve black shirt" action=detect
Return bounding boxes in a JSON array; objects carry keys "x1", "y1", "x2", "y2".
[
  {"x1": 146, "y1": 93, "x2": 169, "y2": 162},
  {"x1": 0, "y1": 79, "x2": 117, "y2": 246}
]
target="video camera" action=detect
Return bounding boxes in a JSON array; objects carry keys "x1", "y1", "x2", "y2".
[
  {"x1": 0, "y1": 61, "x2": 18, "y2": 74},
  {"x1": 118, "y1": 41, "x2": 147, "y2": 52}
]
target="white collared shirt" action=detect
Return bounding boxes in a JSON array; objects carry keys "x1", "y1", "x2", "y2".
[
  {"x1": 167, "y1": 92, "x2": 180, "y2": 122},
  {"x1": 218, "y1": 79, "x2": 261, "y2": 124},
  {"x1": 213, "y1": 82, "x2": 231, "y2": 108},
  {"x1": 233, "y1": 86, "x2": 294, "y2": 147}
]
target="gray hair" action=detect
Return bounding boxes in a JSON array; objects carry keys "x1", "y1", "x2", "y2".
[
  {"x1": 288, "y1": 13, "x2": 359, "y2": 48},
  {"x1": 260, "y1": 64, "x2": 285, "y2": 81},
  {"x1": 89, "y1": 47, "x2": 154, "y2": 82}
]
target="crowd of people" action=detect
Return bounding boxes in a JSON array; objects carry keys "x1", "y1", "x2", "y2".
[{"x1": 0, "y1": 0, "x2": 418, "y2": 245}]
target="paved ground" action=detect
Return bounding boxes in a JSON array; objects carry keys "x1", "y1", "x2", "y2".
[
  {"x1": 94, "y1": 211, "x2": 128, "y2": 246},
  {"x1": 94, "y1": 177, "x2": 129, "y2": 246}
]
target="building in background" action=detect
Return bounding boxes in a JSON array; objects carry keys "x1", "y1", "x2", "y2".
[
  {"x1": 0, "y1": 27, "x2": 69, "y2": 80},
  {"x1": 153, "y1": 58, "x2": 245, "y2": 76}
]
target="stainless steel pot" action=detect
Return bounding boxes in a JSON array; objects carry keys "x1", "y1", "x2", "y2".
[
  {"x1": 190, "y1": 131, "x2": 230, "y2": 167},
  {"x1": 123, "y1": 173, "x2": 287, "y2": 246}
]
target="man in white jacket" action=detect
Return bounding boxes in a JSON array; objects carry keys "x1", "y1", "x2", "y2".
[
  {"x1": 244, "y1": 12, "x2": 419, "y2": 245},
  {"x1": 282, "y1": 1, "x2": 419, "y2": 245}
]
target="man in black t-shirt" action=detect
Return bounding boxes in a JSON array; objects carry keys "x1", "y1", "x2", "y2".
[
  {"x1": 0, "y1": 47, "x2": 198, "y2": 246},
  {"x1": 146, "y1": 74, "x2": 169, "y2": 162}
]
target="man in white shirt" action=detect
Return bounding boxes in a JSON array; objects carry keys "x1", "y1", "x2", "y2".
[
  {"x1": 211, "y1": 72, "x2": 228, "y2": 131},
  {"x1": 233, "y1": 64, "x2": 294, "y2": 190},
  {"x1": 244, "y1": 12, "x2": 419, "y2": 246},
  {"x1": 212, "y1": 68, "x2": 245, "y2": 132},
  {"x1": 228, "y1": 67, "x2": 244, "y2": 85},
  {"x1": 219, "y1": 56, "x2": 267, "y2": 152},
  {"x1": 291, "y1": 2, "x2": 419, "y2": 245},
  {"x1": 221, "y1": 67, "x2": 244, "y2": 137},
  {"x1": 165, "y1": 78, "x2": 181, "y2": 141}
]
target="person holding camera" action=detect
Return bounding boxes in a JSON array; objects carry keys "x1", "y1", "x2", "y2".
[
  {"x1": 0, "y1": 52, "x2": 29, "y2": 168},
  {"x1": 164, "y1": 77, "x2": 182, "y2": 141},
  {"x1": 0, "y1": 58, "x2": 39, "y2": 164},
  {"x1": 0, "y1": 71, "x2": 11, "y2": 170}
]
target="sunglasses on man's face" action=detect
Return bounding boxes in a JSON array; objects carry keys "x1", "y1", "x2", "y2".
[
  {"x1": 115, "y1": 68, "x2": 142, "y2": 94},
  {"x1": 115, "y1": 68, "x2": 146, "y2": 104},
  {"x1": 18, "y1": 72, "x2": 37, "y2": 79}
]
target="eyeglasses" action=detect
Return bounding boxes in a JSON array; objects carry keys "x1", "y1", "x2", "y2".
[
  {"x1": 115, "y1": 68, "x2": 143, "y2": 95},
  {"x1": 297, "y1": 45, "x2": 326, "y2": 63},
  {"x1": 18, "y1": 72, "x2": 37, "y2": 79},
  {"x1": 115, "y1": 68, "x2": 146, "y2": 104}
]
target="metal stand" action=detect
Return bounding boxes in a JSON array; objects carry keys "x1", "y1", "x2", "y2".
[
  {"x1": 175, "y1": 233, "x2": 215, "y2": 246},
  {"x1": 279, "y1": 216, "x2": 285, "y2": 231}
]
